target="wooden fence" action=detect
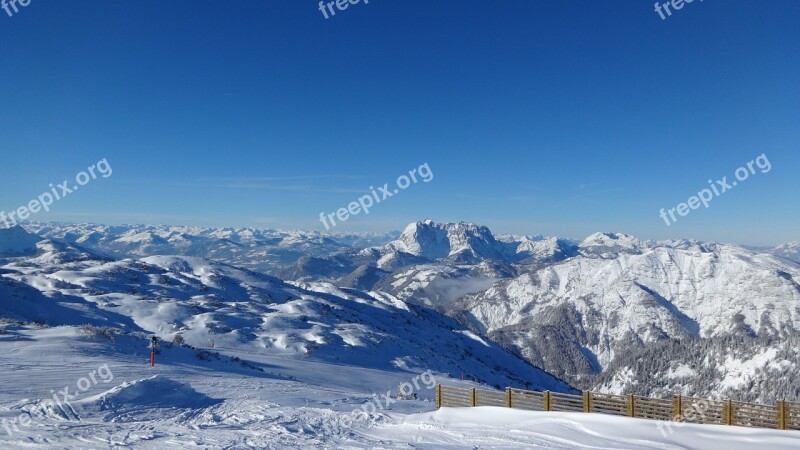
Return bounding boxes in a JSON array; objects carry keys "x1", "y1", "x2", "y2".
[{"x1": 435, "y1": 384, "x2": 800, "y2": 432}]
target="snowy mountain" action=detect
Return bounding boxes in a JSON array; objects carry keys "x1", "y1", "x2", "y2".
[
  {"x1": 23, "y1": 222, "x2": 397, "y2": 276},
  {"x1": 0, "y1": 240, "x2": 572, "y2": 392},
  {"x1": 372, "y1": 262, "x2": 513, "y2": 308},
  {"x1": 596, "y1": 333, "x2": 800, "y2": 403},
  {"x1": 338, "y1": 264, "x2": 391, "y2": 291},
  {"x1": 10, "y1": 220, "x2": 800, "y2": 405},
  {"x1": 21, "y1": 221, "x2": 575, "y2": 287},
  {"x1": 337, "y1": 221, "x2": 574, "y2": 308},
  {"x1": 368, "y1": 220, "x2": 576, "y2": 267},
  {"x1": 1, "y1": 323, "x2": 792, "y2": 449},
  {"x1": 508, "y1": 235, "x2": 579, "y2": 263},
  {"x1": 0, "y1": 226, "x2": 43, "y2": 257},
  {"x1": 385, "y1": 220, "x2": 511, "y2": 263},
  {"x1": 771, "y1": 241, "x2": 800, "y2": 264},
  {"x1": 578, "y1": 232, "x2": 645, "y2": 257},
  {"x1": 2, "y1": 220, "x2": 800, "y2": 447},
  {"x1": 458, "y1": 240, "x2": 800, "y2": 394}
]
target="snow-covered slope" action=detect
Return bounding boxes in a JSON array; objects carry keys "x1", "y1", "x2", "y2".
[
  {"x1": 386, "y1": 220, "x2": 511, "y2": 262},
  {"x1": 597, "y1": 333, "x2": 800, "y2": 403},
  {"x1": 0, "y1": 226, "x2": 43, "y2": 256},
  {"x1": 1, "y1": 324, "x2": 794, "y2": 449},
  {"x1": 338, "y1": 264, "x2": 391, "y2": 291},
  {"x1": 363, "y1": 407, "x2": 800, "y2": 449},
  {"x1": 369, "y1": 220, "x2": 575, "y2": 267},
  {"x1": 24, "y1": 222, "x2": 396, "y2": 276},
  {"x1": 372, "y1": 262, "x2": 512, "y2": 308},
  {"x1": 509, "y1": 234, "x2": 579, "y2": 263},
  {"x1": 772, "y1": 241, "x2": 800, "y2": 264},
  {"x1": 0, "y1": 248, "x2": 572, "y2": 392},
  {"x1": 460, "y1": 241, "x2": 800, "y2": 392},
  {"x1": 2, "y1": 220, "x2": 800, "y2": 447},
  {"x1": 13, "y1": 221, "x2": 800, "y2": 407},
  {"x1": 578, "y1": 232, "x2": 645, "y2": 257}
]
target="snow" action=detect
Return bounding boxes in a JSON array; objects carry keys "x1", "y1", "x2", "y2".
[
  {"x1": 4, "y1": 221, "x2": 800, "y2": 447},
  {"x1": 386, "y1": 220, "x2": 509, "y2": 262},
  {"x1": 0, "y1": 226, "x2": 42, "y2": 256},
  {"x1": 467, "y1": 243, "x2": 800, "y2": 371},
  {"x1": 23, "y1": 222, "x2": 396, "y2": 274},
  {"x1": 579, "y1": 232, "x2": 644, "y2": 256},
  {"x1": 1, "y1": 325, "x2": 798, "y2": 449},
  {"x1": 718, "y1": 348, "x2": 779, "y2": 390},
  {"x1": 666, "y1": 364, "x2": 697, "y2": 379},
  {"x1": 74, "y1": 375, "x2": 222, "y2": 412},
  {"x1": 362, "y1": 407, "x2": 800, "y2": 449},
  {"x1": 457, "y1": 330, "x2": 491, "y2": 347},
  {"x1": 771, "y1": 241, "x2": 800, "y2": 264}
]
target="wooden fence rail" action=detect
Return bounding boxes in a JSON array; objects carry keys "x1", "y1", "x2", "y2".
[{"x1": 435, "y1": 384, "x2": 800, "y2": 432}]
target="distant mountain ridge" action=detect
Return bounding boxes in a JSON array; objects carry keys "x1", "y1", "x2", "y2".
[
  {"x1": 771, "y1": 241, "x2": 800, "y2": 264},
  {"x1": 0, "y1": 225, "x2": 42, "y2": 256},
  {"x1": 458, "y1": 237, "x2": 800, "y2": 401},
  {"x1": 19, "y1": 222, "x2": 398, "y2": 275},
  {"x1": 5, "y1": 220, "x2": 799, "y2": 402},
  {"x1": 0, "y1": 234, "x2": 573, "y2": 391}
]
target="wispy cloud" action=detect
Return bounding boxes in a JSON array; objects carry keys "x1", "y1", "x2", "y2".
[
  {"x1": 38, "y1": 211, "x2": 205, "y2": 225},
  {"x1": 198, "y1": 175, "x2": 370, "y2": 182},
  {"x1": 118, "y1": 175, "x2": 371, "y2": 193},
  {"x1": 569, "y1": 187, "x2": 625, "y2": 200},
  {"x1": 453, "y1": 193, "x2": 532, "y2": 202}
]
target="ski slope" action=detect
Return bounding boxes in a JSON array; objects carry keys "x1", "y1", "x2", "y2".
[{"x1": 1, "y1": 324, "x2": 799, "y2": 449}]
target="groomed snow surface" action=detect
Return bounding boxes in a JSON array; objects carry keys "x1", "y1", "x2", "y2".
[
  {"x1": 1, "y1": 326, "x2": 799, "y2": 449},
  {"x1": 386, "y1": 408, "x2": 800, "y2": 450}
]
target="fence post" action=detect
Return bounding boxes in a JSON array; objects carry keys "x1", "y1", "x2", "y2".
[
  {"x1": 436, "y1": 384, "x2": 442, "y2": 409},
  {"x1": 724, "y1": 400, "x2": 733, "y2": 425},
  {"x1": 583, "y1": 391, "x2": 591, "y2": 413},
  {"x1": 544, "y1": 391, "x2": 551, "y2": 411},
  {"x1": 506, "y1": 387, "x2": 513, "y2": 408},
  {"x1": 627, "y1": 394, "x2": 635, "y2": 417},
  {"x1": 673, "y1": 395, "x2": 682, "y2": 421},
  {"x1": 777, "y1": 400, "x2": 786, "y2": 430},
  {"x1": 471, "y1": 388, "x2": 477, "y2": 407}
]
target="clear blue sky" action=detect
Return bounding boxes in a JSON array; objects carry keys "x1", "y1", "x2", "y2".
[{"x1": 0, "y1": 1, "x2": 797, "y2": 245}]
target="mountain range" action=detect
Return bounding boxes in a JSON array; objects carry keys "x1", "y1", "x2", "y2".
[{"x1": 4, "y1": 220, "x2": 799, "y2": 403}]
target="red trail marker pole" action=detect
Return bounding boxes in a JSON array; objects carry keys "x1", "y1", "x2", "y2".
[{"x1": 150, "y1": 336, "x2": 158, "y2": 367}]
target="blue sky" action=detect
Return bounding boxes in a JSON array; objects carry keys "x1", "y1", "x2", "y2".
[{"x1": 0, "y1": 1, "x2": 797, "y2": 245}]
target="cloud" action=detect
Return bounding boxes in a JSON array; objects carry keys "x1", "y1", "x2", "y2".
[
  {"x1": 453, "y1": 193, "x2": 532, "y2": 201},
  {"x1": 569, "y1": 187, "x2": 625, "y2": 200},
  {"x1": 118, "y1": 175, "x2": 371, "y2": 193}
]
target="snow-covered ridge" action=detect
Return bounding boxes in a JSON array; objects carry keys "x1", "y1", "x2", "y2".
[
  {"x1": 21, "y1": 222, "x2": 398, "y2": 276},
  {"x1": 771, "y1": 241, "x2": 800, "y2": 263},
  {"x1": 389, "y1": 220, "x2": 508, "y2": 262},
  {"x1": 461, "y1": 241, "x2": 800, "y2": 396},
  {"x1": 9, "y1": 220, "x2": 800, "y2": 403},
  {"x1": 366, "y1": 220, "x2": 577, "y2": 270},
  {"x1": 0, "y1": 244, "x2": 572, "y2": 392},
  {"x1": 0, "y1": 226, "x2": 42, "y2": 256}
]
